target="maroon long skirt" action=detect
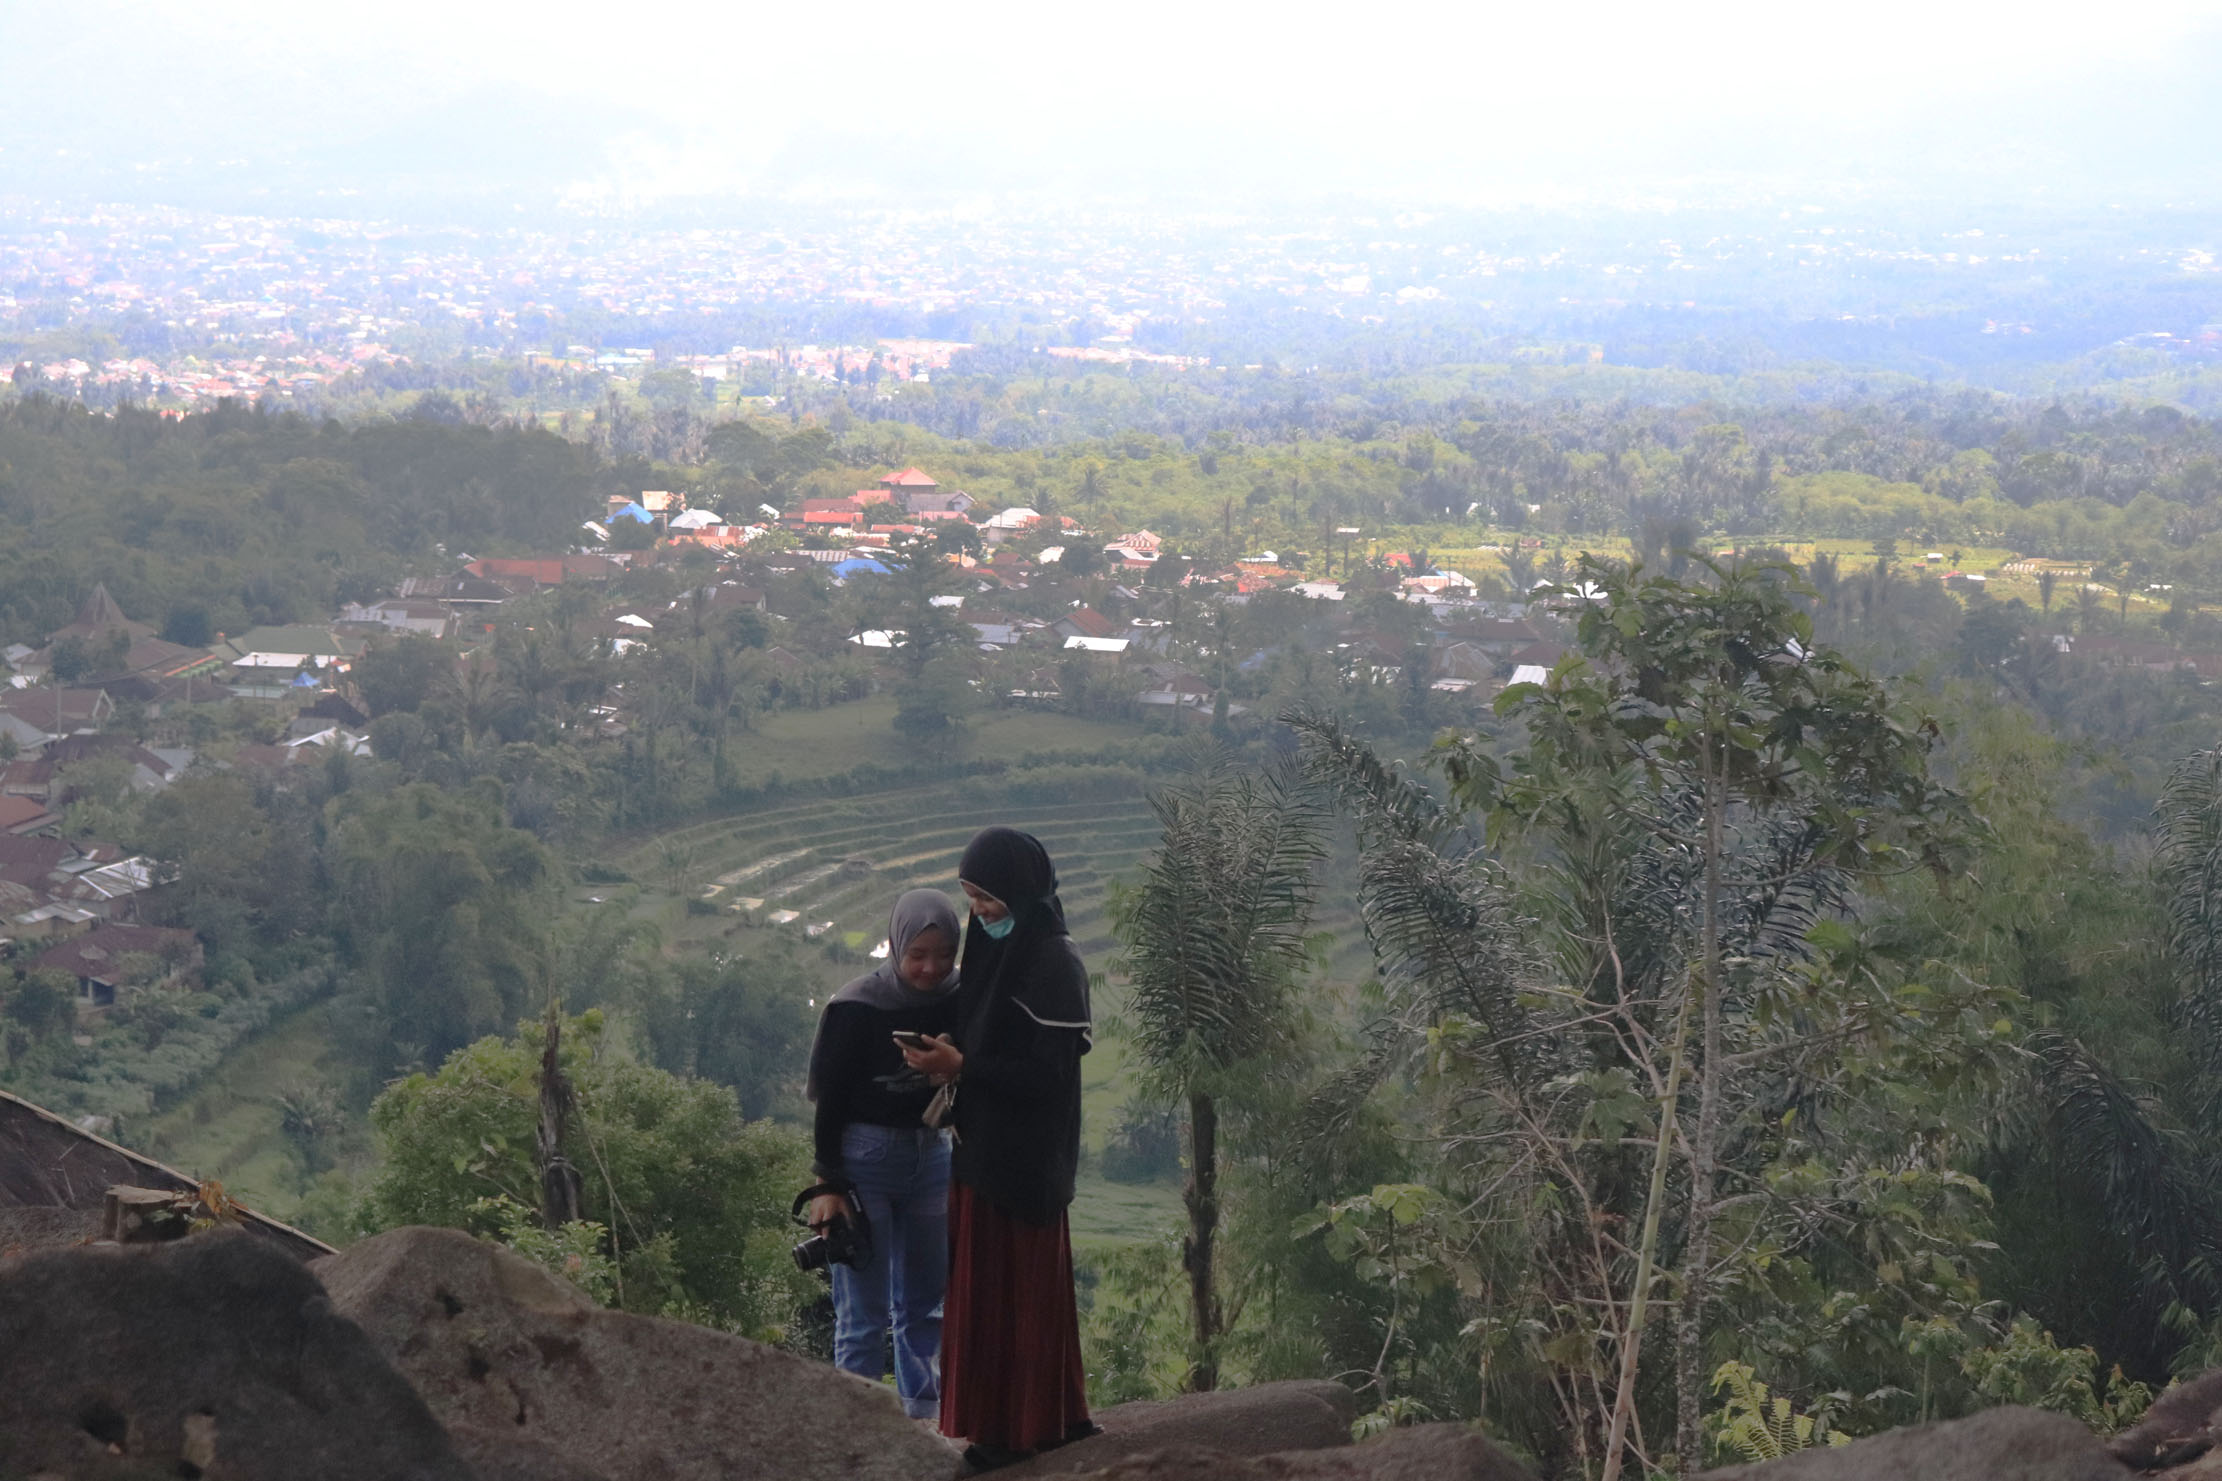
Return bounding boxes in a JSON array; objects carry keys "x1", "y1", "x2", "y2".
[{"x1": 939, "y1": 1182, "x2": 1091, "y2": 1451}]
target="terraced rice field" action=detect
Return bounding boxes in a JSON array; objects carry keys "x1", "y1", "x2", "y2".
[
  {"x1": 603, "y1": 768, "x2": 1378, "y2": 1245},
  {"x1": 611, "y1": 781, "x2": 1168, "y2": 966}
]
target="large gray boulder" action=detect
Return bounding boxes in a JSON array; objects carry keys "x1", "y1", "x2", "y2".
[
  {"x1": 2112, "y1": 1368, "x2": 2222, "y2": 1472},
  {"x1": 316, "y1": 1225, "x2": 959, "y2": 1481},
  {"x1": 0, "y1": 1229, "x2": 472, "y2": 1481},
  {"x1": 1048, "y1": 1423, "x2": 1535, "y2": 1481},
  {"x1": 1692, "y1": 1405, "x2": 2133, "y2": 1480},
  {"x1": 998, "y1": 1381, "x2": 1357, "y2": 1479}
]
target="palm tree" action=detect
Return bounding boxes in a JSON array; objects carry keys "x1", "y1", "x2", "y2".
[
  {"x1": 2075, "y1": 584, "x2": 2105, "y2": 634},
  {"x1": 1111, "y1": 751, "x2": 1326, "y2": 1391}
]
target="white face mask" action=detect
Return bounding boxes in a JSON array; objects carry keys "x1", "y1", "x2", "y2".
[{"x1": 979, "y1": 912, "x2": 1015, "y2": 940}]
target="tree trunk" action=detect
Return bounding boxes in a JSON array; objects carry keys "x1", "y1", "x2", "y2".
[
  {"x1": 1183, "y1": 1090, "x2": 1221, "y2": 1392},
  {"x1": 1598, "y1": 966, "x2": 1697, "y2": 1481},
  {"x1": 1674, "y1": 750, "x2": 1728, "y2": 1467},
  {"x1": 537, "y1": 1007, "x2": 583, "y2": 1229}
]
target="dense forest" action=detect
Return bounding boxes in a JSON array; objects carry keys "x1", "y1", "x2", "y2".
[{"x1": 11, "y1": 386, "x2": 2222, "y2": 1473}]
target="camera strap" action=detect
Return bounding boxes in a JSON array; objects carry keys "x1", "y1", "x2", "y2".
[{"x1": 789, "y1": 1183, "x2": 854, "y2": 1226}]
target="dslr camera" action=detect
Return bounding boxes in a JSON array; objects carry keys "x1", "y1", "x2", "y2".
[{"x1": 790, "y1": 1184, "x2": 872, "y2": 1276}]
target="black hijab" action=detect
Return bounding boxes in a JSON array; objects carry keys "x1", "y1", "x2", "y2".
[
  {"x1": 954, "y1": 825, "x2": 1086, "y2": 1046},
  {"x1": 958, "y1": 826, "x2": 1066, "y2": 937}
]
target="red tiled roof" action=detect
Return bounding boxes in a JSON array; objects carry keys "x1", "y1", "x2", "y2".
[
  {"x1": 1064, "y1": 608, "x2": 1117, "y2": 639},
  {"x1": 0, "y1": 834, "x2": 72, "y2": 888},
  {"x1": 0, "y1": 796, "x2": 56, "y2": 832},
  {"x1": 466, "y1": 555, "x2": 619, "y2": 588},
  {"x1": 882, "y1": 468, "x2": 939, "y2": 487}
]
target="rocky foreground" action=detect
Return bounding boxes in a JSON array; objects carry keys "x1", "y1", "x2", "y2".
[{"x1": 5, "y1": 1225, "x2": 2222, "y2": 1481}]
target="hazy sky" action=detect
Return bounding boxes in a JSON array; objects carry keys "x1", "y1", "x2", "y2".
[{"x1": 6, "y1": 0, "x2": 2222, "y2": 210}]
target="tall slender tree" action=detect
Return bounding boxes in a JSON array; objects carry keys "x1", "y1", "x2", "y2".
[{"x1": 1112, "y1": 751, "x2": 1326, "y2": 1390}]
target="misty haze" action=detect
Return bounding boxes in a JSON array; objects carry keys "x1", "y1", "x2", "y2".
[{"x1": 2, "y1": 4, "x2": 2221, "y2": 1480}]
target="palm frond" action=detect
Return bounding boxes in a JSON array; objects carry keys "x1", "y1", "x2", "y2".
[
  {"x1": 2154, "y1": 747, "x2": 2222, "y2": 1113},
  {"x1": 1112, "y1": 752, "x2": 1328, "y2": 1086},
  {"x1": 2015, "y1": 1031, "x2": 2222, "y2": 1319}
]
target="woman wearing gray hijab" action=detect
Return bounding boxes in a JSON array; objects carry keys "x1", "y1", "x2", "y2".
[{"x1": 805, "y1": 889, "x2": 964, "y2": 1420}]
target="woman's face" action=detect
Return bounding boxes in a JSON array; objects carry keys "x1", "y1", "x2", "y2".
[
  {"x1": 960, "y1": 880, "x2": 1008, "y2": 924},
  {"x1": 899, "y1": 924, "x2": 957, "y2": 992}
]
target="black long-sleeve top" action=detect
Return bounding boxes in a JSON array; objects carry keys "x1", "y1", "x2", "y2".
[
  {"x1": 950, "y1": 936, "x2": 1092, "y2": 1225},
  {"x1": 808, "y1": 993, "x2": 961, "y2": 1189}
]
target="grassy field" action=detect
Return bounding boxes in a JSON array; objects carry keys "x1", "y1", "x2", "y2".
[
  {"x1": 713, "y1": 698, "x2": 1153, "y2": 789},
  {"x1": 1435, "y1": 533, "x2": 2174, "y2": 619},
  {"x1": 136, "y1": 998, "x2": 373, "y2": 1226}
]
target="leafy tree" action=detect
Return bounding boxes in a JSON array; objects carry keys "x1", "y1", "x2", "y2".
[
  {"x1": 162, "y1": 605, "x2": 213, "y2": 647},
  {"x1": 359, "y1": 1011, "x2": 817, "y2": 1338},
  {"x1": 5, "y1": 968, "x2": 77, "y2": 1043},
  {"x1": 633, "y1": 949, "x2": 816, "y2": 1120},
  {"x1": 1477, "y1": 556, "x2": 1974, "y2": 1469},
  {"x1": 352, "y1": 634, "x2": 447, "y2": 716},
  {"x1": 326, "y1": 781, "x2": 555, "y2": 1062},
  {"x1": 1111, "y1": 751, "x2": 1325, "y2": 1390}
]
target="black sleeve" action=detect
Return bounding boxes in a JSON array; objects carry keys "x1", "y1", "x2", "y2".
[
  {"x1": 961, "y1": 945, "x2": 1091, "y2": 1103},
  {"x1": 810, "y1": 1006, "x2": 858, "y2": 1187}
]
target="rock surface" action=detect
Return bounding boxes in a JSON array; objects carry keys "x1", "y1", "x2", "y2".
[
  {"x1": 2115, "y1": 1368, "x2": 2222, "y2": 1473},
  {"x1": 316, "y1": 1224, "x2": 958, "y2": 1481},
  {"x1": 1693, "y1": 1404, "x2": 2133, "y2": 1480},
  {"x1": 0, "y1": 1229, "x2": 473, "y2": 1481},
  {"x1": 448, "y1": 1424, "x2": 617, "y2": 1481},
  {"x1": 1047, "y1": 1423, "x2": 1535, "y2": 1481},
  {"x1": 997, "y1": 1381, "x2": 1358, "y2": 1479}
]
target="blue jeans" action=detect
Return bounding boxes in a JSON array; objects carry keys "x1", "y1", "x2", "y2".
[{"x1": 831, "y1": 1122, "x2": 951, "y2": 1418}]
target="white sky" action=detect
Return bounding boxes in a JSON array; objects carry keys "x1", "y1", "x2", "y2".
[{"x1": 9, "y1": 0, "x2": 2222, "y2": 202}]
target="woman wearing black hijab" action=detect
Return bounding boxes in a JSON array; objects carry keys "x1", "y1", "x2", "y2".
[
  {"x1": 806, "y1": 889, "x2": 964, "y2": 1420},
  {"x1": 899, "y1": 827, "x2": 1095, "y2": 1467}
]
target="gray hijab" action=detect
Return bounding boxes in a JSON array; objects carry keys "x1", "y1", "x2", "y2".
[{"x1": 804, "y1": 889, "x2": 962, "y2": 1101}]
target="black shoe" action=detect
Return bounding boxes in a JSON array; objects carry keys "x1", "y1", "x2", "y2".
[
  {"x1": 1050, "y1": 1421, "x2": 1103, "y2": 1449},
  {"x1": 963, "y1": 1442, "x2": 1033, "y2": 1473}
]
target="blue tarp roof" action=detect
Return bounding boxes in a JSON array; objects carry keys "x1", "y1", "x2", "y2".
[
  {"x1": 831, "y1": 557, "x2": 891, "y2": 578},
  {"x1": 607, "y1": 502, "x2": 654, "y2": 524}
]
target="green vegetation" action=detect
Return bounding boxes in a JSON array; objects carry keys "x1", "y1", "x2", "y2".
[{"x1": 19, "y1": 379, "x2": 2222, "y2": 1466}]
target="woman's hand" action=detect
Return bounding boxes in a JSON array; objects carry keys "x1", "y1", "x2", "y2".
[
  {"x1": 902, "y1": 1032, "x2": 963, "y2": 1079},
  {"x1": 807, "y1": 1192, "x2": 848, "y2": 1230}
]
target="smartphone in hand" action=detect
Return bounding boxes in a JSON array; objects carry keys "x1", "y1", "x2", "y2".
[{"x1": 891, "y1": 1030, "x2": 934, "y2": 1051}]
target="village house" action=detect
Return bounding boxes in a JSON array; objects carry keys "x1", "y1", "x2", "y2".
[
  {"x1": 465, "y1": 554, "x2": 621, "y2": 591},
  {"x1": 337, "y1": 598, "x2": 454, "y2": 639},
  {"x1": 31, "y1": 922, "x2": 202, "y2": 1009},
  {"x1": 395, "y1": 571, "x2": 522, "y2": 609},
  {"x1": 219, "y1": 626, "x2": 366, "y2": 700},
  {"x1": 23, "y1": 586, "x2": 222, "y2": 688},
  {"x1": 1052, "y1": 607, "x2": 1120, "y2": 641},
  {"x1": 1136, "y1": 667, "x2": 1216, "y2": 712},
  {"x1": 0, "y1": 795, "x2": 59, "y2": 836},
  {"x1": 979, "y1": 507, "x2": 1041, "y2": 545},
  {"x1": 0, "y1": 686, "x2": 118, "y2": 753}
]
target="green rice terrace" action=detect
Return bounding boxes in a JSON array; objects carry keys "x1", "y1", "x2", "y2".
[
  {"x1": 600, "y1": 774, "x2": 1180, "y2": 1246},
  {"x1": 133, "y1": 761, "x2": 1373, "y2": 1251},
  {"x1": 592, "y1": 769, "x2": 1373, "y2": 1247}
]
